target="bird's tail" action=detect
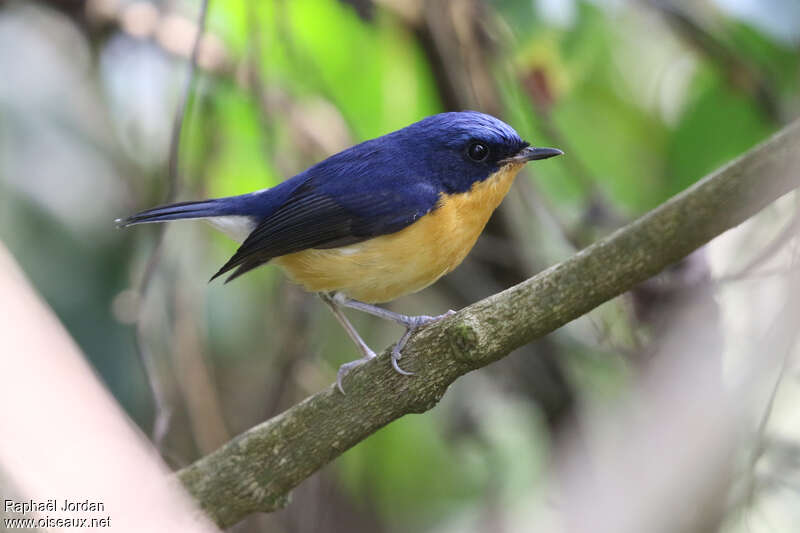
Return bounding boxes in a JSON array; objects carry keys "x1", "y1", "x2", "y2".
[
  {"x1": 117, "y1": 177, "x2": 309, "y2": 229},
  {"x1": 115, "y1": 199, "x2": 230, "y2": 227}
]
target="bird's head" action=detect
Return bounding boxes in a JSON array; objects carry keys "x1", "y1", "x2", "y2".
[{"x1": 393, "y1": 111, "x2": 563, "y2": 193}]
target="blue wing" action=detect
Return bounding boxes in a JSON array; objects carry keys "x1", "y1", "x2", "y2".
[{"x1": 211, "y1": 170, "x2": 441, "y2": 282}]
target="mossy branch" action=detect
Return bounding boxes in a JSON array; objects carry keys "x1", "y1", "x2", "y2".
[{"x1": 178, "y1": 120, "x2": 800, "y2": 528}]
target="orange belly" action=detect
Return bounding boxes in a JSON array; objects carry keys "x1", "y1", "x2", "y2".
[{"x1": 273, "y1": 162, "x2": 524, "y2": 303}]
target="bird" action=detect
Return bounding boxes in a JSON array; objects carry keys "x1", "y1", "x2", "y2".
[{"x1": 118, "y1": 111, "x2": 562, "y2": 392}]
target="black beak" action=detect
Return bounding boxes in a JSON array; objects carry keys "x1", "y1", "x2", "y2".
[{"x1": 505, "y1": 146, "x2": 564, "y2": 164}]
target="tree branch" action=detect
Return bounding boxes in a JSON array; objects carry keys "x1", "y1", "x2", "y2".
[{"x1": 178, "y1": 120, "x2": 800, "y2": 527}]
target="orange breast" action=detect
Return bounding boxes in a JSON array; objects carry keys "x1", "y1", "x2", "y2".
[{"x1": 273, "y1": 162, "x2": 524, "y2": 303}]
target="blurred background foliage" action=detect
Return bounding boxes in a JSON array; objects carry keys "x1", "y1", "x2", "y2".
[{"x1": 1, "y1": 0, "x2": 799, "y2": 531}]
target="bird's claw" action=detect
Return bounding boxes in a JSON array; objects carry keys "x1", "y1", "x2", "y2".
[
  {"x1": 390, "y1": 309, "x2": 457, "y2": 376},
  {"x1": 336, "y1": 351, "x2": 376, "y2": 394},
  {"x1": 391, "y1": 353, "x2": 414, "y2": 375},
  {"x1": 391, "y1": 337, "x2": 415, "y2": 375},
  {"x1": 335, "y1": 309, "x2": 458, "y2": 393}
]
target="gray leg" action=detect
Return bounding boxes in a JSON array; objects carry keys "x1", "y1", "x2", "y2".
[
  {"x1": 319, "y1": 293, "x2": 376, "y2": 393},
  {"x1": 331, "y1": 293, "x2": 456, "y2": 374}
]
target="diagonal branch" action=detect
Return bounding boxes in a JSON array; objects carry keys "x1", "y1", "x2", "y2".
[{"x1": 178, "y1": 120, "x2": 800, "y2": 528}]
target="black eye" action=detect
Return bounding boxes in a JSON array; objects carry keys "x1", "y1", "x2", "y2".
[{"x1": 467, "y1": 142, "x2": 489, "y2": 162}]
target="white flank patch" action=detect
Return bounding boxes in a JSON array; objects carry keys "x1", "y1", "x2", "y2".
[
  {"x1": 336, "y1": 246, "x2": 362, "y2": 256},
  {"x1": 205, "y1": 216, "x2": 257, "y2": 243}
]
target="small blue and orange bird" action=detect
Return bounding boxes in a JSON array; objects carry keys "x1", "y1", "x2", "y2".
[{"x1": 119, "y1": 111, "x2": 562, "y2": 392}]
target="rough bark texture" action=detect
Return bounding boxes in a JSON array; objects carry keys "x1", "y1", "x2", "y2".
[{"x1": 178, "y1": 120, "x2": 800, "y2": 528}]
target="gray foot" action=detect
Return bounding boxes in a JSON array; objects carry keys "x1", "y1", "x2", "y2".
[
  {"x1": 390, "y1": 310, "x2": 456, "y2": 375},
  {"x1": 336, "y1": 348, "x2": 377, "y2": 394}
]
